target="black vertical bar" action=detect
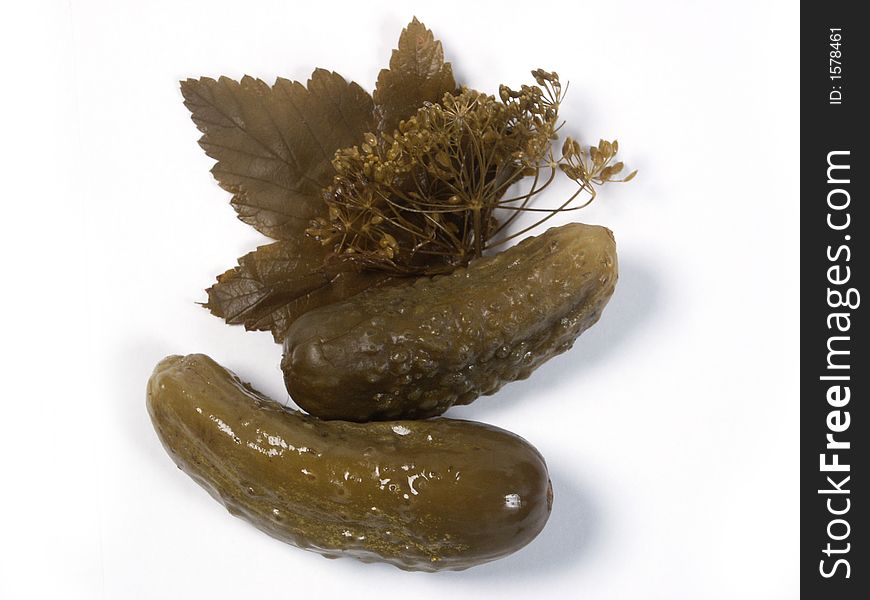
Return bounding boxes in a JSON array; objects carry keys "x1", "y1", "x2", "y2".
[{"x1": 801, "y1": 3, "x2": 866, "y2": 597}]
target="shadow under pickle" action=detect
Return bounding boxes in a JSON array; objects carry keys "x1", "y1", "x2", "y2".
[
  {"x1": 451, "y1": 255, "x2": 661, "y2": 421},
  {"x1": 131, "y1": 254, "x2": 658, "y2": 576}
]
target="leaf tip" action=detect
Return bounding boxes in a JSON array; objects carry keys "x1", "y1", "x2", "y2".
[{"x1": 179, "y1": 78, "x2": 198, "y2": 96}]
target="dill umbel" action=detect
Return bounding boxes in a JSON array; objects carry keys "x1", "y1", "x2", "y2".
[{"x1": 307, "y1": 70, "x2": 636, "y2": 275}]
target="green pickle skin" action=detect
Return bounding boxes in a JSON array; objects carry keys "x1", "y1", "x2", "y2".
[
  {"x1": 282, "y1": 222, "x2": 618, "y2": 421},
  {"x1": 147, "y1": 354, "x2": 552, "y2": 571}
]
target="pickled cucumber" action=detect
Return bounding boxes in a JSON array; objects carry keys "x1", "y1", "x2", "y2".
[
  {"x1": 147, "y1": 354, "x2": 552, "y2": 571},
  {"x1": 282, "y1": 222, "x2": 617, "y2": 421}
]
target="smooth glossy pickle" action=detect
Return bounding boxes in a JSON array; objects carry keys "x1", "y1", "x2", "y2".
[
  {"x1": 147, "y1": 354, "x2": 552, "y2": 571},
  {"x1": 282, "y1": 222, "x2": 617, "y2": 421}
]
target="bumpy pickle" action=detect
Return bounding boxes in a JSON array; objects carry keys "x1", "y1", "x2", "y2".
[
  {"x1": 147, "y1": 354, "x2": 552, "y2": 571},
  {"x1": 282, "y1": 222, "x2": 617, "y2": 421}
]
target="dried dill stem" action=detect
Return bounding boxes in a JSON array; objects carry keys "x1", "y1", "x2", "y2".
[{"x1": 307, "y1": 69, "x2": 636, "y2": 275}]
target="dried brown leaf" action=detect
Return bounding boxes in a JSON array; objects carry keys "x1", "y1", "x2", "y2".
[
  {"x1": 373, "y1": 17, "x2": 457, "y2": 134},
  {"x1": 181, "y1": 70, "x2": 375, "y2": 239},
  {"x1": 205, "y1": 237, "x2": 392, "y2": 342}
]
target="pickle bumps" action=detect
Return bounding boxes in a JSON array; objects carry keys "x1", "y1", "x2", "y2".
[
  {"x1": 147, "y1": 354, "x2": 552, "y2": 571},
  {"x1": 282, "y1": 222, "x2": 617, "y2": 421}
]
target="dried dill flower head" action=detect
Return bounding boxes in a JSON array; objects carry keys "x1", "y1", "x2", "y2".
[{"x1": 308, "y1": 69, "x2": 634, "y2": 275}]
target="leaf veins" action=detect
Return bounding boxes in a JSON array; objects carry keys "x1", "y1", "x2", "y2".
[
  {"x1": 373, "y1": 17, "x2": 457, "y2": 134},
  {"x1": 181, "y1": 69, "x2": 375, "y2": 240},
  {"x1": 204, "y1": 236, "x2": 392, "y2": 342}
]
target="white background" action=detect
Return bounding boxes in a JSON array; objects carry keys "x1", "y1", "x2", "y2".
[{"x1": 1, "y1": 1, "x2": 799, "y2": 598}]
